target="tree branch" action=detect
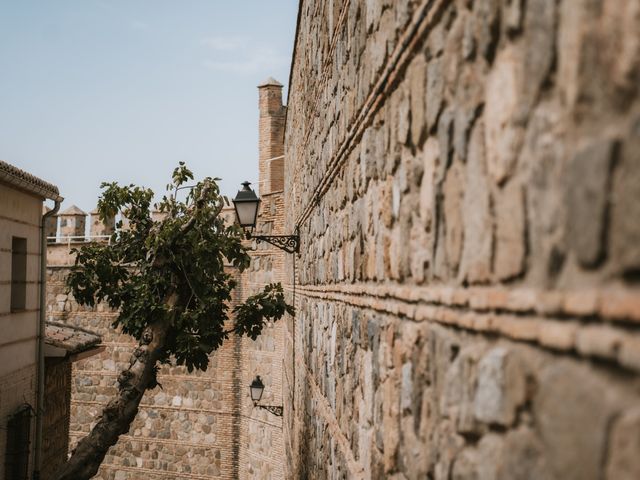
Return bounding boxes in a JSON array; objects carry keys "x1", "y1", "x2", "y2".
[{"x1": 54, "y1": 292, "x2": 179, "y2": 480}]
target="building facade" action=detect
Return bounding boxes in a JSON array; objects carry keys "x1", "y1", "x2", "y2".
[
  {"x1": 283, "y1": 1, "x2": 640, "y2": 479},
  {"x1": 0, "y1": 160, "x2": 62, "y2": 479}
]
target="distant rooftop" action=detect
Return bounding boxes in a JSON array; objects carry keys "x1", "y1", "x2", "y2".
[
  {"x1": 45, "y1": 321, "x2": 101, "y2": 355},
  {"x1": 61, "y1": 204, "x2": 87, "y2": 216}
]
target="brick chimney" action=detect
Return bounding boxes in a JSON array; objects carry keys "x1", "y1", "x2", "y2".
[{"x1": 258, "y1": 77, "x2": 286, "y2": 195}]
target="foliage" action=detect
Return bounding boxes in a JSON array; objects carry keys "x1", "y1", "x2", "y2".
[{"x1": 66, "y1": 162, "x2": 294, "y2": 373}]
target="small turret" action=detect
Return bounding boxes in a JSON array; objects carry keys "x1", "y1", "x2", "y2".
[
  {"x1": 90, "y1": 208, "x2": 115, "y2": 238},
  {"x1": 59, "y1": 205, "x2": 86, "y2": 240},
  {"x1": 43, "y1": 205, "x2": 58, "y2": 242}
]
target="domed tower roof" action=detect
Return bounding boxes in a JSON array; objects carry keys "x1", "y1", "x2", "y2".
[
  {"x1": 60, "y1": 205, "x2": 86, "y2": 216},
  {"x1": 258, "y1": 76, "x2": 283, "y2": 88}
]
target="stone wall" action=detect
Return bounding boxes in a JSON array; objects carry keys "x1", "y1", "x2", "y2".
[
  {"x1": 47, "y1": 252, "x2": 241, "y2": 479},
  {"x1": 284, "y1": 1, "x2": 640, "y2": 479}
]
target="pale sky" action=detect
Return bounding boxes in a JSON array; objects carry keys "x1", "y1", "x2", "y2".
[{"x1": 0, "y1": 1, "x2": 298, "y2": 212}]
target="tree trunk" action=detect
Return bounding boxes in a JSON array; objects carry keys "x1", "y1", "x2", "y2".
[{"x1": 53, "y1": 293, "x2": 178, "y2": 480}]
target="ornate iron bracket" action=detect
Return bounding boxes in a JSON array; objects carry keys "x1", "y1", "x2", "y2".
[
  {"x1": 251, "y1": 234, "x2": 300, "y2": 254},
  {"x1": 256, "y1": 404, "x2": 284, "y2": 417}
]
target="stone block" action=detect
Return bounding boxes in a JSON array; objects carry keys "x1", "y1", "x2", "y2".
[
  {"x1": 472, "y1": 0, "x2": 500, "y2": 60},
  {"x1": 521, "y1": 0, "x2": 556, "y2": 111},
  {"x1": 426, "y1": 58, "x2": 445, "y2": 133},
  {"x1": 523, "y1": 100, "x2": 567, "y2": 284},
  {"x1": 502, "y1": 0, "x2": 524, "y2": 34},
  {"x1": 484, "y1": 45, "x2": 525, "y2": 184},
  {"x1": 566, "y1": 139, "x2": 617, "y2": 268},
  {"x1": 534, "y1": 361, "x2": 619, "y2": 480},
  {"x1": 493, "y1": 181, "x2": 526, "y2": 280},
  {"x1": 419, "y1": 137, "x2": 439, "y2": 231},
  {"x1": 408, "y1": 53, "x2": 427, "y2": 147},
  {"x1": 500, "y1": 426, "x2": 551, "y2": 480},
  {"x1": 443, "y1": 161, "x2": 464, "y2": 274},
  {"x1": 459, "y1": 121, "x2": 492, "y2": 283},
  {"x1": 443, "y1": 10, "x2": 466, "y2": 100},
  {"x1": 606, "y1": 407, "x2": 640, "y2": 480},
  {"x1": 451, "y1": 433, "x2": 503, "y2": 480},
  {"x1": 462, "y1": 12, "x2": 475, "y2": 60},
  {"x1": 610, "y1": 118, "x2": 640, "y2": 273},
  {"x1": 433, "y1": 420, "x2": 465, "y2": 480},
  {"x1": 473, "y1": 347, "x2": 527, "y2": 426},
  {"x1": 396, "y1": 86, "x2": 411, "y2": 146},
  {"x1": 442, "y1": 345, "x2": 484, "y2": 434}
]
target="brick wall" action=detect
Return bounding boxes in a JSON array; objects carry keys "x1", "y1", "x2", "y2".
[
  {"x1": 258, "y1": 78, "x2": 287, "y2": 196},
  {"x1": 235, "y1": 79, "x2": 289, "y2": 479},
  {"x1": 0, "y1": 364, "x2": 36, "y2": 479},
  {"x1": 284, "y1": 1, "x2": 640, "y2": 479},
  {"x1": 42, "y1": 357, "x2": 72, "y2": 480}
]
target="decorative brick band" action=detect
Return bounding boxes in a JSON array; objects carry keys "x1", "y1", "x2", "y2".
[
  {"x1": 70, "y1": 401, "x2": 283, "y2": 430},
  {"x1": 290, "y1": 283, "x2": 640, "y2": 323},
  {"x1": 95, "y1": 463, "x2": 216, "y2": 480},
  {"x1": 68, "y1": 431, "x2": 220, "y2": 449},
  {"x1": 290, "y1": 283, "x2": 640, "y2": 372}
]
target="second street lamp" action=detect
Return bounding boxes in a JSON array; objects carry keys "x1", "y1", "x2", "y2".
[
  {"x1": 232, "y1": 181, "x2": 300, "y2": 254},
  {"x1": 249, "y1": 375, "x2": 283, "y2": 417}
]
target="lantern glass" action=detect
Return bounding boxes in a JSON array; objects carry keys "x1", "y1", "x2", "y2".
[
  {"x1": 249, "y1": 376, "x2": 264, "y2": 403},
  {"x1": 232, "y1": 181, "x2": 261, "y2": 229}
]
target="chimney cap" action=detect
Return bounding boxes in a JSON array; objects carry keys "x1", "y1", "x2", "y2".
[{"x1": 258, "y1": 76, "x2": 283, "y2": 88}]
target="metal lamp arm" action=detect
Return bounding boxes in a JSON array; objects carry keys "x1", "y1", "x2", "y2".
[
  {"x1": 256, "y1": 404, "x2": 284, "y2": 417},
  {"x1": 252, "y1": 234, "x2": 300, "y2": 254}
]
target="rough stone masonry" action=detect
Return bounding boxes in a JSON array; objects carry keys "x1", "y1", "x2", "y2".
[{"x1": 283, "y1": 0, "x2": 640, "y2": 479}]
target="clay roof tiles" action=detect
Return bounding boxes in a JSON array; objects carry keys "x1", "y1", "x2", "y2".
[
  {"x1": 45, "y1": 321, "x2": 102, "y2": 354},
  {"x1": 0, "y1": 159, "x2": 63, "y2": 202}
]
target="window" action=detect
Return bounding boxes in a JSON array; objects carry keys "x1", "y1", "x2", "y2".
[
  {"x1": 11, "y1": 237, "x2": 27, "y2": 312},
  {"x1": 4, "y1": 405, "x2": 32, "y2": 480}
]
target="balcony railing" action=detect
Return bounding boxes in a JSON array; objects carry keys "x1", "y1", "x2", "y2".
[{"x1": 47, "y1": 234, "x2": 113, "y2": 247}]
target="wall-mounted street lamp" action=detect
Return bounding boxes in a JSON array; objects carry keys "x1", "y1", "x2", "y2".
[
  {"x1": 232, "y1": 181, "x2": 300, "y2": 254},
  {"x1": 249, "y1": 375, "x2": 283, "y2": 417}
]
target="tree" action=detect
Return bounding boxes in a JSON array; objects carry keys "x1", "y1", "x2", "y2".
[{"x1": 53, "y1": 164, "x2": 293, "y2": 480}]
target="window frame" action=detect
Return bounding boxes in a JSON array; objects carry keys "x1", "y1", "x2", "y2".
[{"x1": 10, "y1": 236, "x2": 28, "y2": 312}]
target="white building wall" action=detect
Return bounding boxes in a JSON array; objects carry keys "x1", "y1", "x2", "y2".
[{"x1": 0, "y1": 184, "x2": 43, "y2": 478}]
